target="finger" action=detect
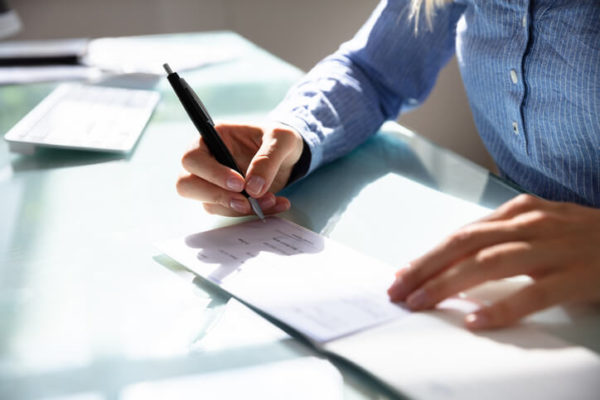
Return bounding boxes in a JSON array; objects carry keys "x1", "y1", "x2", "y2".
[
  {"x1": 404, "y1": 241, "x2": 548, "y2": 310},
  {"x1": 181, "y1": 140, "x2": 246, "y2": 192},
  {"x1": 394, "y1": 264, "x2": 411, "y2": 278},
  {"x1": 215, "y1": 122, "x2": 263, "y2": 138},
  {"x1": 388, "y1": 220, "x2": 531, "y2": 302},
  {"x1": 253, "y1": 192, "x2": 292, "y2": 213},
  {"x1": 465, "y1": 271, "x2": 579, "y2": 330},
  {"x1": 176, "y1": 173, "x2": 250, "y2": 212},
  {"x1": 245, "y1": 127, "x2": 302, "y2": 197},
  {"x1": 203, "y1": 203, "x2": 248, "y2": 217},
  {"x1": 479, "y1": 194, "x2": 546, "y2": 223},
  {"x1": 203, "y1": 195, "x2": 291, "y2": 217}
]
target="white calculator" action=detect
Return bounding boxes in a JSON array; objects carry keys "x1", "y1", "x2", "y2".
[{"x1": 4, "y1": 83, "x2": 160, "y2": 154}]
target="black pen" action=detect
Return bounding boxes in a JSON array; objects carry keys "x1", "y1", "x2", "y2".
[{"x1": 163, "y1": 63, "x2": 265, "y2": 221}]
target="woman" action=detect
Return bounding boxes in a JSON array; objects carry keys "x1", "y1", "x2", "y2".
[{"x1": 176, "y1": 0, "x2": 600, "y2": 330}]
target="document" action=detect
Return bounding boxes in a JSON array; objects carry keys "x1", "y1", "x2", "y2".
[
  {"x1": 0, "y1": 36, "x2": 233, "y2": 85},
  {"x1": 159, "y1": 217, "x2": 408, "y2": 344},
  {"x1": 159, "y1": 180, "x2": 600, "y2": 400},
  {"x1": 0, "y1": 38, "x2": 96, "y2": 85},
  {"x1": 83, "y1": 37, "x2": 234, "y2": 75},
  {"x1": 0, "y1": 65, "x2": 101, "y2": 85},
  {"x1": 0, "y1": 38, "x2": 88, "y2": 64}
]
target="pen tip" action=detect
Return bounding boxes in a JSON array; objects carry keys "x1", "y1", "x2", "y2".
[
  {"x1": 163, "y1": 63, "x2": 173, "y2": 74},
  {"x1": 248, "y1": 198, "x2": 266, "y2": 222}
]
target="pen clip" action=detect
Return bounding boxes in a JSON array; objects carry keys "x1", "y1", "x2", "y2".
[{"x1": 164, "y1": 63, "x2": 215, "y2": 126}]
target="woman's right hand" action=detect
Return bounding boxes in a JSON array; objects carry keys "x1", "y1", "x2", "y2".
[{"x1": 176, "y1": 122, "x2": 305, "y2": 217}]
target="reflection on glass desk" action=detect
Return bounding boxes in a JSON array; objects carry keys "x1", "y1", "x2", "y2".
[{"x1": 2, "y1": 31, "x2": 599, "y2": 400}]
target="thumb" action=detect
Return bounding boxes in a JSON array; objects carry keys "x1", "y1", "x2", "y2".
[{"x1": 244, "y1": 126, "x2": 302, "y2": 197}]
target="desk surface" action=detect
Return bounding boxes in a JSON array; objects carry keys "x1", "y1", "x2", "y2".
[{"x1": 1, "y1": 32, "x2": 591, "y2": 400}]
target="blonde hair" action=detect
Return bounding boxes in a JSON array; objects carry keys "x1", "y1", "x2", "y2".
[{"x1": 410, "y1": 0, "x2": 452, "y2": 31}]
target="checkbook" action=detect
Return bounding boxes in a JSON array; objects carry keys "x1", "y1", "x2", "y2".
[
  {"x1": 4, "y1": 83, "x2": 159, "y2": 154},
  {"x1": 158, "y1": 177, "x2": 600, "y2": 400}
]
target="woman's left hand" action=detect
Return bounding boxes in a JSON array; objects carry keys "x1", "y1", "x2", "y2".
[{"x1": 387, "y1": 194, "x2": 600, "y2": 330}]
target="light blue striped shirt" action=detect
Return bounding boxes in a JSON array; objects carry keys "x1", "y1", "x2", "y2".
[{"x1": 270, "y1": 0, "x2": 600, "y2": 207}]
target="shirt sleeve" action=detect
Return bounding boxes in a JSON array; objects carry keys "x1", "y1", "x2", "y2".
[{"x1": 269, "y1": 0, "x2": 466, "y2": 176}]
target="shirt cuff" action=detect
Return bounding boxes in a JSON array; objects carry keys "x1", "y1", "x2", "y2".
[{"x1": 285, "y1": 136, "x2": 311, "y2": 187}]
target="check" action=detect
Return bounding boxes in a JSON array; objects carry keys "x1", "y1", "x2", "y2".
[{"x1": 159, "y1": 217, "x2": 408, "y2": 343}]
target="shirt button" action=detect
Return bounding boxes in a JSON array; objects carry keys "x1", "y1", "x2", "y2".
[
  {"x1": 510, "y1": 69, "x2": 518, "y2": 84},
  {"x1": 512, "y1": 121, "x2": 519, "y2": 135},
  {"x1": 522, "y1": 15, "x2": 527, "y2": 28}
]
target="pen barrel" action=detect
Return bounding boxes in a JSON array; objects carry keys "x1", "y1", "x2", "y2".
[
  {"x1": 194, "y1": 118, "x2": 242, "y2": 173},
  {"x1": 193, "y1": 118, "x2": 254, "y2": 199},
  {"x1": 166, "y1": 72, "x2": 247, "y2": 185}
]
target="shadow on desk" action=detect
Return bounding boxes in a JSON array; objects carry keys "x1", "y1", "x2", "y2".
[
  {"x1": 282, "y1": 131, "x2": 435, "y2": 235},
  {"x1": 0, "y1": 338, "x2": 310, "y2": 400},
  {"x1": 9, "y1": 147, "x2": 128, "y2": 172},
  {"x1": 282, "y1": 129, "x2": 521, "y2": 236}
]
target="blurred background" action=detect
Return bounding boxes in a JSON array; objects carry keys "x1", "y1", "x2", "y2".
[{"x1": 7, "y1": 0, "x2": 494, "y2": 170}]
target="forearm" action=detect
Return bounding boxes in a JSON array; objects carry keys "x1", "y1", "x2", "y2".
[
  {"x1": 270, "y1": 52, "x2": 394, "y2": 175},
  {"x1": 269, "y1": 0, "x2": 465, "y2": 176}
]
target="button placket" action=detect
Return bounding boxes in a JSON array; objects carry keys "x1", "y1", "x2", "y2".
[{"x1": 507, "y1": 4, "x2": 530, "y2": 146}]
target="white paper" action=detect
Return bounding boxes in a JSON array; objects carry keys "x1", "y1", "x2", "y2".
[
  {"x1": 83, "y1": 37, "x2": 234, "y2": 74},
  {"x1": 159, "y1": 217, "x2": 408, "y2": 344},
  {"x1": 0, "y1": 38, "x2": 88, "y2": 59},
  {"x1": 327, "y1": 173, "x2": 494, "y2": 267},
  {"x1": 324, "y1": 309, "x2": 600, "y2": 400},
  {"x1": 158, "y1": 191, "x2": 600, "y2": 400},
  {"x1": 0, "y1": 65, "x2": 101, "y2": 85}
]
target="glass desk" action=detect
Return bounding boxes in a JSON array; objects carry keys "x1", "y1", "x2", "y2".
[{"x1": 1, "y1": 32, "x2": 598, "y2": 400}]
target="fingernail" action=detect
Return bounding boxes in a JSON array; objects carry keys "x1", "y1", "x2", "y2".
[
  {"x1": 226, "y1": 177, "x2": 244, "y2": 192},
  {"x1": 406, "y1": 288, "x2": 428, "y2": 310},
  {"x1": 465, "y1": 312, "x2": 489, "y2": 330},
  {"x1": 387, "y1": 277, "x2": 406, "y2": 301},
  {"x1": 246, "y1": 176, "x2": 265, "y2": 197},
  {"x1": 259, "y1": 195, "x2": 276, "y2": 209},
  {"x1": 230, "y1": 198, "x2": 249, "y2": 213}
]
